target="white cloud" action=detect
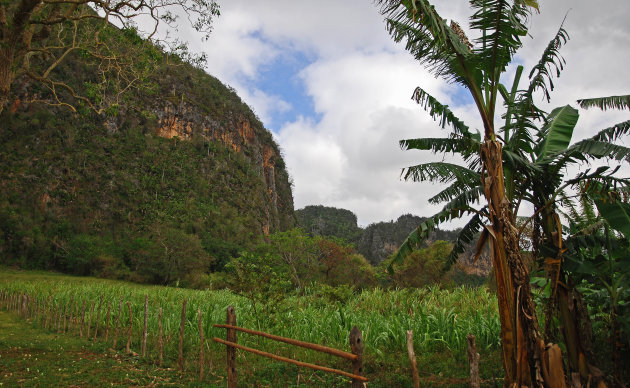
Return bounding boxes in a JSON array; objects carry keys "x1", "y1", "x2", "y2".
[{"x1": 188, "y1": 0, "x2": 630, "y2": 227}]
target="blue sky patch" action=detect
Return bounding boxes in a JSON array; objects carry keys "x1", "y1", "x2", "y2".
[{"x1": 243, "y1": 43, "x2": 320, "y2": 132}]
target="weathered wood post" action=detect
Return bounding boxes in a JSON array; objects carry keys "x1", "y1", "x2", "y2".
[
  {"x1": 350, "y1": 326, "x2": 364, "y2": 388},
  {"x1": 56, "y1": 301, "x2": 62, "y2": 333},
  {"x1": 86, "y1": 300, "x2": 95, "y2": 339},
  {"x1": 94, "y1": 294, "x2": 103, "y2": 340},
  {"x1": 126, "y1": 301, "x2": 133, "y2": 353},
  {"x1": 158, "y1": 307, "x2": 163, "y2": 366},
  {"x1": 467, "y1": 334, "x2": 480, "y2": 388},
  {"x1": 113, "y1": 299, "x2": 122, "y2": 348},
  {"x1": 80, "y1": 300, "x2": 86, "y2": 337},
  {"x1": 105, "y1": 302, "x2": 111, "y2": 342},
  {"x1": 198, "y1": 308, "x2": 204, "y2": 381},
  {"x1": 142, "y1": 294, "x2": 148, "y2": 357},
  {"x1": 68, "y1": 296, "x2": 75, "y2": 332},
  {"x1": 226, "y1": 306, "x2": 237, "y2": 388},
  {"x1": 407, "y1": 330, "x2": 421, "y2": 388},
  {"x1": 63, "y1": 300, "x2": 68, "y2": 333},
  {"x1": 21, "y1": 294, "x2": 27, "y2": 319},
  {"x1": 178, "y1": 299, "x2": 187, "y2": 370}
]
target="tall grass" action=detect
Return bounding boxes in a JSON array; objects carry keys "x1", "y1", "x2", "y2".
[{"x1": 0, "y1": 269, "x2": 502, "y2": 386}]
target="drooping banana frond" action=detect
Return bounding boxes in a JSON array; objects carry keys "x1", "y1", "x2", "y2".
[
  {"x1": 442, "y1": 211, "x2": 487, "y2": 270},
  {"x1": 506, "y1": 23, "x2": 570, "y2": 155},
  {"x1": 410, "y1": 87, "x2": 476, "y2": 138},
  {"x1": 429, "y1": 183, "x2": 483, "y2": 205},
  {"x1": 470, "y1": 0, "x2": 530, "y2": 76},
  {"x1": 595, "y1": 199, "x2": 630, "y2": 239},
  {"x1": 577, "y1": 95, "x2": 630, "y2": 111},
  {"x1": 566, "y1": 167, "x2": 630, "y2": 191},
  {"x1": 503, "y1": 148, "x2": 541, "y2": 175},
  {"x1": 378, "y1": 0, "x2": 474, "y2": 86},
  {"x1": 401, "y1": 162, "x2": 480, "y2": 184},
  {"x1": 527, "y1": 21, "x2": 569, "y2": 102},
  {"x1": 400, "y1": 135, "x2": 480, "y2": 160},
  {"x1": 557, "y1": 139, "x2": 630, "y2": 165},
  {"x1": 534, "y1": 105, "x2": 579, "y2": 161},
  {"x1": 388, "y1": 200, "x2": 483, "y2": 270},
  {"x1": 585, "y1": 120, "x2": 630, "y2": 142}
]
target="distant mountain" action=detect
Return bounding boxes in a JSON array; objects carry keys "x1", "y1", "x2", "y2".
[{"x1": 296, "y1": 206, "x2": 460, "y2": 265}]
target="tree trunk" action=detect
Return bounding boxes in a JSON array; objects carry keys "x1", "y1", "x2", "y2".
[
  {"x1": 0, "y1": 46, "x2": 15, "y2": 115},
  {"x1": 481, "y1": 141, "x2": 548, "y2": 387}
]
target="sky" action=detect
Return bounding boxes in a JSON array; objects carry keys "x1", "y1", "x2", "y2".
[{"x1": 178, "y1": 0, "x2": 630, "y2": 228}]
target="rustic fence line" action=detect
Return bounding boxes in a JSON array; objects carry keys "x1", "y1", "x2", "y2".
[
  {"x1": 0, "y1": 289, "x2": 369, "y2": 386},
  {"x1": 0, "y1": 289, "x2": 210, "y2": 380},
  {"x1": 213, "y1": 305, "x2": 367, "y2": 387}
]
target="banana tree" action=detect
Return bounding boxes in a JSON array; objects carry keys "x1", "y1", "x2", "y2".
[
  {"x1": 378, "y1": 0, "x2": 630, "y2": 385},
  {"x1": 378, "y1": 1, "x2": 550, "y2": 385}
]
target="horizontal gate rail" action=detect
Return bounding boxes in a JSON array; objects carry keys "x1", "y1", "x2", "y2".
[
  {"x1": 213, "y1": 306, "x2": 366, "y2": 387},
  {"x1": 212, "y1": 337, "x2": 367, "y2": 381},
  {"x1": 213, "y1": 324, "x2": 358, "y2": 361}
]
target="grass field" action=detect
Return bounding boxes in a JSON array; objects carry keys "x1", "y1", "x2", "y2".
[{"x1": 0, "y1": 268, "x2": 504, "y2": 386}]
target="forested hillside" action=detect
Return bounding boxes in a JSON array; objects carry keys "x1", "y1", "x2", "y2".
[
  {"x1": 296, "y1": 206, "x2": 462, "y2": 265},
  {"x1": 0, "y1": 26, "x2": 295, "y2": 287}
]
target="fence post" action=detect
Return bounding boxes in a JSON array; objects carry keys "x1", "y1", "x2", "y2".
[
  {"x1": 407, "y1": 330, "x2": 421, "y2": 388},
  {"x1": 158, "y1": 307, "x2": 163, "y2": 367},
  {"x1": 21, "y1": 294, "x2": 27, "y2": 319},
  {"x1": 94, "y1": 294, "x2": 103, "y2": 340},
  {"x1": 80, "y1": 300, "x2": 86, "y2": 337},
  {"x1": 350, "y1": 326, "x2": 364, "y2": 388},
  {"x1": 198, "y1": 308, "x2": 204, "y2": 381},
  {"x1": 126, "y1": 301, "x2": 133, "y2": 353},
  {"x1": 86, "y1": 300, "x2": 95, "y2": 338},
  {"x1": 467, "y1": 334, "x2": 480, "y2": 388},
  {"x1": 68, "y1": 296, "x2": 75, "y2": 333},
  {"x1": 178, "y1": 299, "x2": 187, "y2": 370},
  {"x1": 142, "y1": 294, "x2": 148, "y2": 357},
  {"x1": 226, "y1": 306, "x2": 237, "y2": 388},
  {"x1": 113, "y1": 299, "x2": 122, "y2": 348},
  {"x1": 105, "y1": 302, "x2": 111, "y2": 342}
]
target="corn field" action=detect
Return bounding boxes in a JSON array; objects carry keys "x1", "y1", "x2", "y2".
[{"x1": 0, "y1": 270, "x2": 502, "y2": 385}]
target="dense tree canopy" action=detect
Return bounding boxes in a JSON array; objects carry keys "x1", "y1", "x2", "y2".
[{"x1": 0, "y1": 0, "x2": 219, "y2": 114}]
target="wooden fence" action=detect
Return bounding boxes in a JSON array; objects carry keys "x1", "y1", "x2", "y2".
[
  {"x1": 213, "y1": 306, "x2": 367, "y2": 387},
  {"x1": 0, "y1": 290, "x2": 369, "y2": 386}
]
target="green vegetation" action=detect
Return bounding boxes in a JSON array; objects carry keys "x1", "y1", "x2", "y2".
[
  {"x1": 0, "y1": 10, "x2": 295, "y2": 286},
  {"x1": 0, "y1": 268, "x2": 503, "y2": 387},
  {"x1": 296, "y1": 207, "x2": 460, "y2": 265},
  {"x1": 378, "y1": 0, "x2": 630, "y2": 385}
]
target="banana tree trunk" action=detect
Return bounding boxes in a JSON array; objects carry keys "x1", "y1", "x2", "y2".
[
  {"x1": 481, "y1": 140, "x2": 551, "y2": 387},
  {"x1": 539, "y1": 208, "x2": 605, "y2": 386}
]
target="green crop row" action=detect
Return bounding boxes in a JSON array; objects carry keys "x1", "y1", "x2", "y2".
[{"x1": 0, "y1": 270, "x2": 503, "y2": 386}]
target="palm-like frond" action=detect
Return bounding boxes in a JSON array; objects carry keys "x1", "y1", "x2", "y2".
[
  {"x1": 410, "y1": 87, "x2": 476, "y2": 138},
  {"x1": 527, "y1": 21, "x2": 569, "y2": 102},
  {"x1": 378, "y1": 0, "x2": 473, "y2": 85},
  {"x1": 566, "y1": 167, "x2": 630, "y2": 190},
  {"x1": 577, "y1": 95, "x2": 630, "y2": 111},
  {"x1": 585, "y1": 120, "x2": 630, "y2": 142},
  {"x1": 556, "y1": 139, "x2": 630, "y2": 166},
  {"x1": 506, "y1": 23, "x2": 570, "y2": 155},
  {"x1": 429, "y1": 183, "x2": 483, "y2": 205},
  {"x1": 389, "y1": 200, "x2": 482, "y2": 269},
  {"x1": 401, "y1": 162, "x2": 479, "y2": 184},
  {"x1": 400, "y1": 135, "x2": 480, "y2": 160},
  {"x1": 443, "y1": 211, "x2": 486, "y2": 270},
  {"x1": 534, "y1": 105, "x2": 579, "y2": 161},
  {"x1": 469, "y1": 0, "x2": 530, "y2": 76}
]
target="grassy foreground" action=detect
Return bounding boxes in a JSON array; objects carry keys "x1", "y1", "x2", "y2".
[{"x1": 0, "y1": 268, "x2": 504, "y2": 386}]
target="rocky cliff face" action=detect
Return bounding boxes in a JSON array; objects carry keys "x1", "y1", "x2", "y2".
[
  {"x1": 99, "y1": 66, "x2": 295, "y2": 235},
  {"x1": 148, "y1": 99, "x2": 290, "y2": 234}
]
